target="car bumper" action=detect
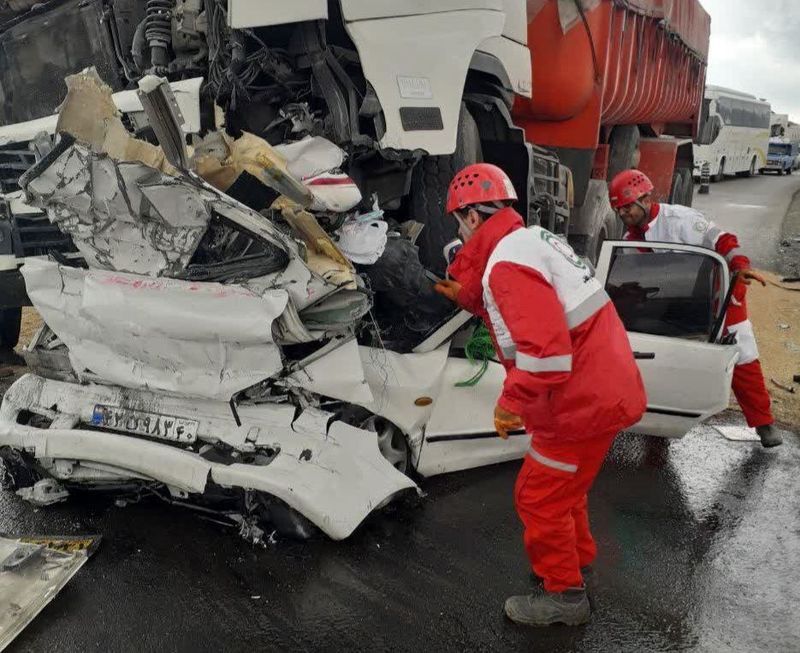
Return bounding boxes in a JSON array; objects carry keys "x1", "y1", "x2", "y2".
[{"x1": 0, "y1": 374, "x2": 418, "y2": 540}]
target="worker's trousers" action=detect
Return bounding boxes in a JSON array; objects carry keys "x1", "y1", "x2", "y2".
[
  {"x1": 725, "y1": 282, "x2": 773, "y2": 428},
  {"x1": 514, "y1": 431, "x2": 617, "y2": 593}
]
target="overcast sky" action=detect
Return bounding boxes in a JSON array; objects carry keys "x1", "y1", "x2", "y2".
[{"x1": 701, "y1": 0, "x2": 800, "y2": 120}]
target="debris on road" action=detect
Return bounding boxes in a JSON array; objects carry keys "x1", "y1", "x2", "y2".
[
  {"x1": 770, "y1": 378, "x2": 796, "y2": 394},
  {"x1": 0, "y1": 534, "x2": 99, "y2": 651}
]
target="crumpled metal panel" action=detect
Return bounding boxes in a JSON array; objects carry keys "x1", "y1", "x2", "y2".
[
  {"x1": 22, "y1": 258, "x2": 289, "y2": 400},
  {"x1": 23, "y1": 143, "x2": 212, "y2": 276},
  {"x1": 0, "y1": 536, "x2": 90, "y2": 651}
]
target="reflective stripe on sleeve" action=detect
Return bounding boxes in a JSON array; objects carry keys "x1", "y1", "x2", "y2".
[
  {"x1": 725, "y1": 248, "x2": 744, "y2": 263},
  {"x1": 565, "y1": 288, "x2": 611, "y2": 329},
  {"x1": 515, "y1": 352, "x2": 572, "y2": 373},
  {"x1": 528, "y1": 447, "x2": 578, "y2": 473}
]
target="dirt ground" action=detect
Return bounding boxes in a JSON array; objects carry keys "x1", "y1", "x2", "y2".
[
  {"x1": 18, "y1": 306, "x2": 42, "y2": 347},
  {"x1": 745, "y1": 272, "x2": 800, "y2": 427}
]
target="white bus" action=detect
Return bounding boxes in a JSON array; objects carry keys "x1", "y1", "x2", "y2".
[{"x1": 693, "y1": 85, "x2": 771, "y2": 180}]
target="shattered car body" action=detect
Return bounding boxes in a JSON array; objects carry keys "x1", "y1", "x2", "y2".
[{"x1": 0, "y1": 69, "x2": 523, "y2": 540}]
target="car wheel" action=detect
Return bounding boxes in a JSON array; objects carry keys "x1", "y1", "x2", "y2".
[
  {"x1": 743, "y1": 157, "x2": 756, "y2": 177},
  {"x1": 361, "y1": 415, "x2": 410, "y2": 475}
]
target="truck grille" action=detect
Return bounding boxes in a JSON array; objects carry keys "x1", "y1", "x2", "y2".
[
  {"x1": 0, "y1": 142, "x2": 35, "y2": 193},
  {"x1": 11, "y1": 211, "x2": 75, "y2": 257}
]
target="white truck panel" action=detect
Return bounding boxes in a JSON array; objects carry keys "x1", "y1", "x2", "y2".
[
  {"x1": 345, "y1": 9, "x2": 506, "y2": 154},
  {"x1": 476, "y1": 35, "x2": 532, "y2": 96},
  {"x1": 226, "y1": 0, "x2": 328, "y2": 28},
  {"x1": 339, "y1": 0, "x2": 504, "y2": 22}
]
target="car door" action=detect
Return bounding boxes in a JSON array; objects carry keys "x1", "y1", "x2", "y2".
[
  {"x1": 595, "y1": 240, "x2": 740, "y2": 438},
  {"x1": 416, "y1": 314, "x2": 529, "y2": 477}
]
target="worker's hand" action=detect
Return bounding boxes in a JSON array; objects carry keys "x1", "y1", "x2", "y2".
[
  {"x1": 494, "y1": 404, "x2": 524, "y2": 440},
  {"x1": 434, "y1": 279, "x2": 462, "y2": 303},
  {"x1": 738, "y1": 269, "x2": 767, "y2": 287}
]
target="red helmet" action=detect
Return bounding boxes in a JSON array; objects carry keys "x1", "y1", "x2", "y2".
[
  {"x1": 446, "y1": 163, "x2": 518, "y2": 214},
  {"x1": 608, "y1": 169, "x2": 654, "y2": 210}
]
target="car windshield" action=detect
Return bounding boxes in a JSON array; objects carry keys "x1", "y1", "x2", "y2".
[{"x1": 769, "y1": 144, "x2": 792, "y2": 155}]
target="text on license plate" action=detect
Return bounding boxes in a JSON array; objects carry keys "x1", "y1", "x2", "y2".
[{"x1": 91, "y1": 405, "x2": 198, "y2": 443}]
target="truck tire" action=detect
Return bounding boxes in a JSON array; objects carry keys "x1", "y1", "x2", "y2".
[
  {"x1": 607, "y1": 125, "x2": 640, "y2": 182},
  {"x1": 679, "y1": 168, "x2": 694, "y2": 206},
  {"x1": 741, "y1": 157, "x2": 757, "y2": 178},
  {"x1": 590, "y1": 210, "x2": 617, "y2": 265},
  {"x1": 0, "y1": 307, "x2": 21, "y2": 349},
  {"x1": 568, "y1": 180, "x2": 618, "y2": 266},
  {"x1": 669, "y1": 171, "x2": 684, "y2": 204},
  {"x1": 411, "y1": 105, "x2": 482, "y2": 275}
]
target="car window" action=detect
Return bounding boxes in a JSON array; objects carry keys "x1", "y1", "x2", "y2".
[{"x1": 605, "y1": 249, "x2": 724, "y2": 340}]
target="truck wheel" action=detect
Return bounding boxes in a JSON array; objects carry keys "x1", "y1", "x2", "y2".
[
  {"x1": 745, "y1": 157, "x2": 757, "y2": 177},
  {"x1": 788, "y1": 167, "x2": 793, "y2": 176},
  {"x1": 591, "y1": 211, "x2": 617, "y2": 265},
  {"x1": 678, "y1": 168, "x2": 694, "y2": 206},
  {"x1": 0, "y1": 307, "x2": 21, "y2": 349},
  {"x1": 607, "y1": 125, "x2": 640, "y2": 181},
  {"x1": 669, "y1": 171, "x2": 684, "y2": 204},
  {"x1": 411, "y1": 105, "x2": 482, "y2": 276}
]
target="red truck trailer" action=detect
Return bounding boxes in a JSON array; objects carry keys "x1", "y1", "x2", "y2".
[{"x1": 512, "y1": 0, "x2": 711, "y2": 260}]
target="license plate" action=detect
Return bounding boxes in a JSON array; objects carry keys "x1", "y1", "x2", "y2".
[{"x1": 91, "y1": 405, "x2": 198, "y2": 443}]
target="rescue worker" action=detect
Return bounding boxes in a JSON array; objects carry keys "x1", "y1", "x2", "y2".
[
  {"x1": 608, "y1": 169, "x2": 782, "y2": 448},
  {"x1": 434, "y1": 163, "x2": 647, "y2": 626}
]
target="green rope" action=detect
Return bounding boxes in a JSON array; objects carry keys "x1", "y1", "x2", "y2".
[{"x1": 455, "y1": 325, "x2": 496, "y2": 387}]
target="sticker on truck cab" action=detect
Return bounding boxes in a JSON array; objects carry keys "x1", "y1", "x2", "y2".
[{"x1": 397, "y1": 76, "x2": 433, "y2": 100}]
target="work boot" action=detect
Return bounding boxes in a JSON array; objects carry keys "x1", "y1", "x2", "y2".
[
  {"x1": 504, "y1": 587, "x2": 591, "y2": 627},
  {"x1": 756, "y1": 424, "x2": 782, "y2": 448}
]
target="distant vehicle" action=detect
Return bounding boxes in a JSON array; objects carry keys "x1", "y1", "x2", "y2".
[
  {"x1": 762, "y1": 138, "x2": 798, "y2": 175},
  {"x1": 770, "y1": 113, "x2": 800, "y2": 170},
  {"x1": 694, "y1": 86, "x2": 771, "y2": 181}
]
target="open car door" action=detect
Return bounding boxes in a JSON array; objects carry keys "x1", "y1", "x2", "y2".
[{"x1": 595, "y1": 240, "x2": 740, "y2": 438}]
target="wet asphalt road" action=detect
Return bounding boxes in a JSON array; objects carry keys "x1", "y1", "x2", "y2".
[
  {"x1": 693, "y1": 172, "x2": 800, "y2": 271},
  {"x1": 2, "y1": 419, "x2": 798, "y2": 652},
  {"x1": 3, "y1": 175, "x2": 800, "y2": 652}
]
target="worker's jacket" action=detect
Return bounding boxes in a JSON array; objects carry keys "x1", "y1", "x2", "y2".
[
  {"x1": 624, "y1": 202, "x2": 750, "y2": 272},
  {"x1": 448, "y1": 208, "x2": 646, "y2": 441}
]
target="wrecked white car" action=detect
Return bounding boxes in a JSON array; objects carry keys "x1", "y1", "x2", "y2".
[{"x1": 0, "y1": 71, "x2": 739, "y2": 541}]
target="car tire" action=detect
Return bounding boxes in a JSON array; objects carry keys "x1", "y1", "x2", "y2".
[
  {"x1": 361, "y1": 415, "x2": 411, "y2": 475},
  {"x1": 0, "y1": 307, "x2": 21, "y2": 349},
  {"x1": 411, "y1": 104, "x2": 482, "y2": 276}
]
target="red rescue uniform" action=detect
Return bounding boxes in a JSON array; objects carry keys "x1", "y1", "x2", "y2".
[{"x1": 449, "y1": 207, "x2": 647, "y2": 592}]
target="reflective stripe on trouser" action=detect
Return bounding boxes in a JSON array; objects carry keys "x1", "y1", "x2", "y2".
[
  {"x1": 514, "y1": 433, "x2": 617, "y2": 593},
  {"x1": 732, "y1": 359, "x2": 773, "y2": 428}
]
